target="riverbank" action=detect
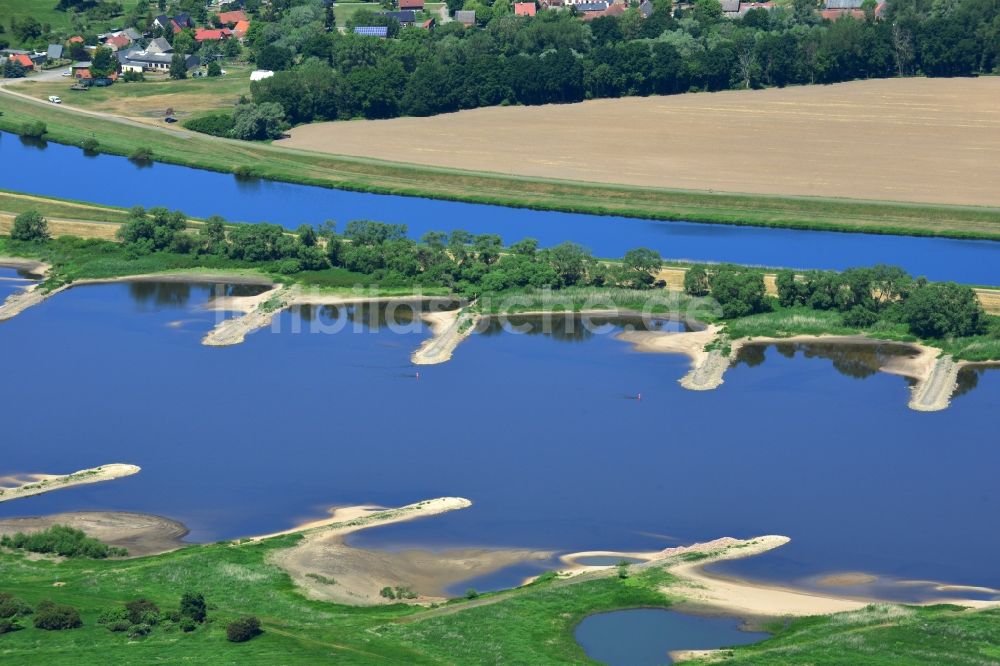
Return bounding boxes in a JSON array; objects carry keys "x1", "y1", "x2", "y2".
[
  {"x1": 2, "y1": 91, "x2": 999, "y2": 240},
  {"x1": 263, "y1": 498, "x2": 557, "y2": 606},
  {"x1": 619, "y1": 326, "x2": 991, "y2": 412},
  {"x1": 0, "y1": 464, "x2": 140, "y2": 503},
  {"x1": 0, "y1": 511, "x2": 188, "y2": 557}
]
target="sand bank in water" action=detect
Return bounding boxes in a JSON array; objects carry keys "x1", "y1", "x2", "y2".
[
  {"x1": 0, "y1": 464, "x2": 140, "y2": 503},
  {"x1": 266, "y1": 497, "x2": 551, "y2": 605},
  {"x1": 412, "y1": 307, "x2": 479, "y2": 365},
  {"x1": 0, "y1": 511, "x2": 188, "y2": 557},
  {"x1": 617, "y1": 326, "x2": 727, "y2": 390}
]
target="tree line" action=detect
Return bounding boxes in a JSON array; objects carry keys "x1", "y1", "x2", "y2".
[
  {"x1": 176, "y1": 0, "x2": 1000, "y2": 135},
  {"x1": 683, "y1": 262, "x2": 990, "y2": 339}
]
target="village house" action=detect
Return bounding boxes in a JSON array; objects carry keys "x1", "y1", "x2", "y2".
[
  {"x1": 217, "y1": 9, "x2": 249, "y2": 25},
  {"x1": 514, "y1": 2, "x2": 537, "y2": 15},
  {"x1": 399, "y1": 0, "x2": 425, "y2": 10},
  {"x1": 195, "y1": 28, "x2": 233, "y2": 41},
  {"x1": 153, "y1": 13, "x2": 195, "y2": 34},
  {"x1": 381, "y1": 10, "x2": 416, "y2": 25},
  {"x1": 119, "y1": 50, "x2": 200, "y2": 73},
  {"x1": 455, "y1": 9, "x2": 476, "y2": 25},
  {"x1": 145, "y1": 37, "x2": 173, "y2": 55},
  {"x1": 47, "y1": 44, "x2": 64, "y2": 60},
  {"x1": 233, "y1": 20, "x2": 251, "y2": 39},
  {"x1": 7, "y1": 53, "x2": 35, "y2": 72},
  {"x1": 420, "y1": 18, "x2": 436, "y2": 28},
  {"x1": 104, "y1": 33, "x2": 132, "y2": 51},
  {"x1": 819, "y1": 0, "x2": 885, "y2": 19}
]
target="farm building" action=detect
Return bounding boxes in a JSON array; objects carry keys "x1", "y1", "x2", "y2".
[
  {"x1": 381, "y1": 10, "x2": 417, "y2": 24},
  {"x1": 455, "y1": 9, "x2": 476, "y2": 24},
  {"x1": 514, "y1": 2, "x2": 537, "y2": 15},
  {"x1": 399, "y1": 0, "x2": 425, "y2": 9}
]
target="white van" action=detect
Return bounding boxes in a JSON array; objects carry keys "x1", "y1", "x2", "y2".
[{"x1": 48, "y1": 95, "x2": 62, "y2": 104}]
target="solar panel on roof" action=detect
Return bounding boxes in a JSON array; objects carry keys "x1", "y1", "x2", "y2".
[{"x1": 354, "y1": 26, "x2": 389, "y2": 37}]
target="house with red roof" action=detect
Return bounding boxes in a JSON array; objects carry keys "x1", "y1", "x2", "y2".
[
  {"x1": 195, "y1": 28, "x2": 233, "y2": 42},
  {"x1": 8, "y1": 54, "x2": 34, "y2": 71},
  {"x1": 68, "y1": 36, "x2": 84, "y2": 44},
  {"x1": 233, "y1": 20, "x2": 251, "y2": 39},
  {"x1": 105, "y1": 34, "x2": 131, "y2": 50},
  {"x1": 400, "y1": 0, "x2": 425, "y2": 9},
  {"x1": 514, "y1": 2, "x2": 537, "y2": 15},
  {"x1": 217, "y1": 9, "x2": 249, "y2": 25}
]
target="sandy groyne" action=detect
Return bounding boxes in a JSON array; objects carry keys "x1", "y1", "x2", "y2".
[
  {"x1": 412, "y1": 307, "x2": 480, "y2": 365},
  {"x1": 907, "y1": 355, "x2": 960, "y2": 412},
  {"x1": 0, "y1": 259, "x2": 59, "y2": 322},
  {"x1": 264, "y1": 497, "x2": 551, "y2": 606},
  {"x1": 0, "y1": 464, "x2": 140, "y2": 503},
  {"x1": 202, "y1": 284, "x2": 289, "y2": 346},
  {"x1": 617, "y1": 325, "x2": 729, "y2": 389}
]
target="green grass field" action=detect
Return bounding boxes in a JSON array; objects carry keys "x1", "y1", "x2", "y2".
[
  {"x1": 1, "y1": 537, "x2": 999, "y2": 664},
  {"x1": 18, "y1": 66, "x2": 253, "y2": 121},
  {"x1": 1, "y1": 92, "x2": 998, "y2": 241}
]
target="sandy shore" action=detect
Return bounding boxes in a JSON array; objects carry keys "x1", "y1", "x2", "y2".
[
  {"x1": 0, "y1": 259, "x2": 59, "y2": 322},
  {"x1": 412, "y1": 307, "x2": 479, "y2": 365},
  {"x1": 202, "y1": 284, "x2": 288, "y2": 346},
  {"x1": 263, "y1": 497, "x2": 553, "y2": 605},
  {"x1": 0, "y1": 511, "x2": 188, "y2": 557},
  {"x1": 621, "y1": 327, "x2": 972, "y2": 411},
  {"x1": 617, "y1": 326, "x2": 728, "y2": 390},
  {"x1": 0, "y1": 464, "x2": 140, "y2": 503}
]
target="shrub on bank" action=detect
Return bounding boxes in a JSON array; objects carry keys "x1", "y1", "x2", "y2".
[
  {"x1": 226, "y1": 616, "x2": 262, "y2": 642},
  {"x1": 183, "y1": 113, "x2": 235, "y2": 138},
  {"x1": 19, "y1": 121, "x2": 46, "y2": 138},
  {"x1": 33, "y1": 600, "x2": 82, "y2": 630},
  {"x1": 0, "y1": 525, "x2": 127, "y2": 558}
]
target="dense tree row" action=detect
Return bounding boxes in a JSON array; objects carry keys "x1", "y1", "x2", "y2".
[
  {"x1": 213, "y1": 0, "x2": 1000, "y2": 127},
  {"x1": 684, "y1": 262, "x2": 990, "y2": 339},
  {"x1": 110, "y1": 208, "x2": 665, "y2": 294}
]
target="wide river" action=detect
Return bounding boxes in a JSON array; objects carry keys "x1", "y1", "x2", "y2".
[
  {"x1": 1, "y1": 281, "x2": 998, "y2": 600},
  {"x1": 2, "y1": 131, "x2": 999, "y2": 283}
]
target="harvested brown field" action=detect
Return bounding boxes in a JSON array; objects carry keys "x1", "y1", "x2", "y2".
[{"x1": 280, "y1": 77, "x2": 1000, "y2": 208}]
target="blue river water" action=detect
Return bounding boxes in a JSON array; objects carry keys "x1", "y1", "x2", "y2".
[
  {"x1": 1, "y1": 281, "x2": 998, "y2": 598},
  {"x1": 2, "y1": 132, "x2": 998, "y2": 283},
  {"x1": 575, "y1": 609, "x2": 769, "y2": 665}
]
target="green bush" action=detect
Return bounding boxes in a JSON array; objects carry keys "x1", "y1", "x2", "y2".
[
  {"x1": 107, "y1": 619, "x2": 130, "y2": 632},
  {"x1": 180, "y1": 617, "x2": 197, "y2": 632},
  {"x1": 127, "y1": 623, "x2": 152, "y2": 637},
  {"x1": 33, "y1": 601, "x2": 82, "y2": 630},
  {"x1": 19, "y1": 120, "x2": 46, "y2": 138},
  {"x1": 465, "y1": 588, "x2": 479, "y2": 599},
  {"x1": 81, "y1": 137, "x2": 100, "y2": 152},
  {"x1": 183, "y1": 113, "x2": 235, "y2": 138},
  {"x1": 97, "y1": 605, "x2": 129, "y2": 626},
  {"x1": 129, "y1": 146, "x2": 153, "y2": 162},
  {"x1": 0, "y1": 525, "x2": 127, "y2": 558},
  {"x1": 0, "y1": 618, "x2": 23, "y2": 634},
  {"x1": 180, "y1": 592, "x2": 207, "y2": 623},
  {"x1": 0, "y1": 593, "x2": 32, "y2": 619},
  {"x1": 226, "y1": 616, "x2": 262, "y2": 642},
  {"x1": 125, "y1": 598, "x2": 160, "y2": 625}
]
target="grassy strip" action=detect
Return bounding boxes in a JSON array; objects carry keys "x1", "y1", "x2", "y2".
[
  {"x1": 692, "y1": 604, "x2": 1000, "y2": 665},
  {"x1": 0, "y1": 190, "x2": 132, "y2": 224},
  {"x1": 2, "y1": 94, "x2": 999, "y2": 240}
]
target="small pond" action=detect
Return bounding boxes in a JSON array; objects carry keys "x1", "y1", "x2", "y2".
[{"x1": 575, "y1": 608, "x2": 768, "y2": 665}]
